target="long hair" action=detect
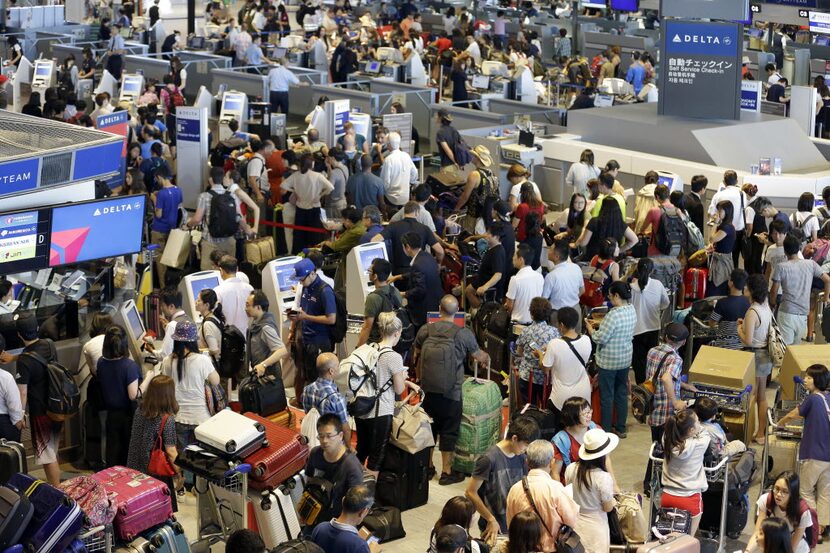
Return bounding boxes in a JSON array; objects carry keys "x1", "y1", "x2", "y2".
[
  {"x1": 567, "y1": 193, "x2": 587, "y2": 230},
  {"x1": 141, "y1": 374, "x2": 179, "y2": 419},
  {"x1": 575, "y1": 456, "x2": 608, "y2": 492},
  {"x1": 520, "y1": 182, "x2": 542, "y2": 209},
  {"x1": 506, "y1": 511, "x2": 543, "y2": 553},
  {"x1": 636, "y1": 258, "x2": 653, "y2": 289},
  {"x1": 433, "y1": 496, "x2": 475, "y2": 534},
  {"x1": 596, "y1": 198, "x2": 626, "y2": 244},
  {"x1": 172, "y1": 340, "x2": 200, "y2": 382},
  {"x1": 663, "y1": 408, "x2": 697, "y2": 463},
  {"x1": 524, "y1": 211, "x2": 542, "y2": 239},
  {"x1": 761, "y1": 518, "x2": 794, "y2": 553},
  {"x1": 199, "y1": 288, "x2": 226, "y2": 324},
  {"x1": 716, "y1": 200, "x2": 734, "y2": 232},
  {"x1": 770, "y1": 472, "x2": 802, "y2": 528}
]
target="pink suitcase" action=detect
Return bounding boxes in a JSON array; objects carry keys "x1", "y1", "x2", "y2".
[
  {"x1": 636, "y1": 533, "x2": 700, "y2": 553},
  {"x1": 91, "y1": 466, "x2": 173, "y2": 541}
]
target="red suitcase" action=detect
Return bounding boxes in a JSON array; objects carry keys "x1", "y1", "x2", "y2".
[
  {"x1": 636, "y1": 533, "x2": 700, "y2": 552},
  {"x1": 91, "y1": 466, "x2": 173, "y2": 541},
  {"x1": 683, "y1": 268, "x2": 707, "y2": 307},
  {"x1": 243, "y1": 412, "x2": 309, "y2": 490}
]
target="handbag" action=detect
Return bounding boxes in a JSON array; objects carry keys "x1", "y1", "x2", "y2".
[
  {"x1": 767, "y1": 312, "x2": 786, "y2": 367},
  {"x1": 390, "y1": 394, "x2": 435, "y2": 454},
  {"x1": 579, "y1": 258, "x2": 612, "y2": 309},
  {"x1": 615, "y1": 491, "x2": 648, "y2": 543},
  {"x1": 205, "y1": 382, "x2": 228, "y2": 416},
  {"x1": 147, "y1": 414, "x2": 177, "y2": 478}
]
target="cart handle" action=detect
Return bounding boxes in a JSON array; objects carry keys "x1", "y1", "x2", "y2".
[
  {"x1": 648, "y1": 442, "x2": 662, "y2": 462},
  {"x1": 794, "y1": 376, "x2": 804, "y2": 385},
  {"x1": 460, "y1": 255, "x2": 476, "y2": 264},
  {"x1": 78, "y1": 526, "x2": 107, "y2": 540},
  {"x1": 703, "y1": 453, "x2": 730, "y2": 473},
  {"x1": 226, "y1": 463, "x2": 252, "y2": 477}
]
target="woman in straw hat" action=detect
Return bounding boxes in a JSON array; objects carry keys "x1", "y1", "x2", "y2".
[
  {"x1": 564, "y1": 427, "x2": 620, "y2": 553},
  {"x1": 454, "y1": 144, "x2": 499, "y2": 234}
]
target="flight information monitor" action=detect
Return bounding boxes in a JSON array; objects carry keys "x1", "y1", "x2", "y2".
[
  {"x1": 0, "y1": 209, "x2": 52, "y2": 274},
  {"x1": 49, "y1": 195, "x2": 146, "y2": 267}
]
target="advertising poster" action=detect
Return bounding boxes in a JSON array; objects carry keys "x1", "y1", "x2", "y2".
[{"x1": 741, "y1": 80, "x2": 762, "y2": 112}]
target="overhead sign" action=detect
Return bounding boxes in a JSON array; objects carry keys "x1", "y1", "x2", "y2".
[
  {"x1": 0, "y1": 158, "x2": 40, "y2": 195},
  {"x1": 661, "y1": 0, "x2": 749, "y2": 21},
  {"x1": 766, "y1": 0, "x2": 816, "y2": 6},
  {"x1": 809, "y1": 11, "x2": 830, "y2": 34},
  {"x1": 659, "y1": 19, "x2": 742, "y2": 120},
  {"x1": 96, "y1": 110, "x2": 129, "y2": 188},
  {"x1": 741, "y1": 80, "x2": 763, "y2": 112}
]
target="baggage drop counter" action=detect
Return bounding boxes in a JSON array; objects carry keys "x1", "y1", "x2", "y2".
[{"x1": 125, "y1": 52, "x2": 231, "y2": 101}]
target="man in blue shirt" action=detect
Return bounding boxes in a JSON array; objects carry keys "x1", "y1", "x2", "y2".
[
  {"x1": 359, "y1": 206, "x2": 384, "y2": 245},
  {"x1": 289, "y1": 258, "x2": 336, "y2": 404},
  {"x1": 346, "y1": 155, "x2": 386, "y2": 213},
  {"x1": 244, "y1": 33, "x2": 273, "y2": 73},
  {"x1": 311, "y1": 485, "x2": 379, "y2": 553},
  {"x1": 625, "y1": 51, "x2": 647, "y2": 95},
  {"x1": 150, "y1": 164, "x2": 182, "y2": 286}
]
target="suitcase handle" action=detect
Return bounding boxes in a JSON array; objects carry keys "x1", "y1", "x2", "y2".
[{"x1": 226, "y1": 463, "x2": 252, "y2": 478}]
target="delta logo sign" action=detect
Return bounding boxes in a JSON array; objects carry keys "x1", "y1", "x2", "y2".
[{"x1": 665, "y1": 21, "x2": 740, "y2": 57}]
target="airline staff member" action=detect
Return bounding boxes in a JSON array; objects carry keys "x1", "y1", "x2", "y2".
[{"x1": 267, "y1": 58, "x2": 300, "y2": 114}]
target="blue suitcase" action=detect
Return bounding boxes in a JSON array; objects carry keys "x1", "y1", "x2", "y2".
[
  {"x1": 142, "y1": 521, "x2": 189, "y2": 553},
  {"x1": 8, "y1": 473, "x2": 85, "y2": 553},
  {"x1": 63, "y1": 538, "x2": 87, "y2": 552}
]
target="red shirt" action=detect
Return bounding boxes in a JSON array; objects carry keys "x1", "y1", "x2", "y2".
[
  {"x1": 514, "y1": 203, "x2": 544, "y2": 242},
  {"x1": 435, "y1": 37, "x2": 451, "y2": 55}
]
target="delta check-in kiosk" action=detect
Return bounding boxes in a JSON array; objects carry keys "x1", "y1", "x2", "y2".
[
  {"x1": 31, "y1": 59, "x2": 55, "y2": 107},
  {"x1": 115, "y1": 299, "x2": 148, "y2": 364},
  {"x1": 179, "y1": 270, "x2": 221, "y2": 324},
  {"x1": 656, "y1": 171, "x2": 683, "y2": 194},
  {"x1": 218, "y1": 90, "x2": 248, "y2": 141},
  {"x1": 345, "y1": 242, "x2": 389, "y2": 315},
  {"x1": 119, "y1": 74, "x2": 144, "y2": 105},
  {"x1": 262, "y1": 256, "x2": 302, "y2": 328}
]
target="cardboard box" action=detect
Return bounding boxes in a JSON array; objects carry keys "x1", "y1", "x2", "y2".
[
  {"x1": 689, "y1": 346, "x2": 755, "y2": 390},
  {"x1": 779, "y1": 345, "x2": 830, "y2": 400}
]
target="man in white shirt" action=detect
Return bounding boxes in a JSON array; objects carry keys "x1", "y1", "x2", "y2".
[
  {"x1": 542, "y1": 240, "x2": 584, "y2": 324},
  {"x1": 232, "y1": 22, "x2": 253, "y2": 66},
  {"x1": 214, "y1": 255, "x2": 255, "y2": 337},
  {"x1": 267, "y1": 58, "x2": 300, "y2": 114},
  {"x1": 465, "y1": 35, "x2": 482, "y2": 67},
  {"x1": 390, "y1": 183, "x2": 436, "y2": 232},
  {"x1": 765, "y1": 63, "x2": 782, "y2": 85},
  {"x1": 380, "y1": 132, "x2": 418, "y2": 213},
  {"x1": 707, "y1": 170, "x2": 746, "y2": 265},
  {"x1": 505, "y1": 244, "x2": 544, "y2": 324},
  {"x1": 157, "y1": 287, "x2": 192, "y2": 358}
]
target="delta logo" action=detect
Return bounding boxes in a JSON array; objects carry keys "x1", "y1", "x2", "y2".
[
  {"x1": 672, "y1": 34, "x2": 732, "y2": 45},
  {"x1": 92, "y1": 203, "x2": 135, "y2": 216}
]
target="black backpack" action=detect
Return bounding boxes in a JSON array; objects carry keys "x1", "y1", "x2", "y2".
[
  {"x1": 655, "y1": 206, "x2": 687, "y2": 257},
  {"x1": 207, "y1": 189, "x2": 238, "y2": 238},
  {"x1": 204, "y1": 316, "x2": 246, "y2": 379},
  {"x1": 372, "y1": 287, "x2": 415, "y2": 357},
  {"x1": 24, "y1": 343, "x2": 80, "y2": 422},
  {"x1": 314, "y1": 283, "x2": 347, "y2": 344}
]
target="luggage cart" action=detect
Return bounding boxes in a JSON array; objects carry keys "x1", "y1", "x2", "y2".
[
  {"x1": 647, "y1": 443, "x2": 731, "y2": 553},
  {"x1": 683, "y1": 297, "x2": 724, "y2": 369},
  {"x1": 681, "y1": 383, "x2": 753, "y2": 442},
  {"x1": 79, "y1": 525, "x2": 114, "y2": 553},
  {"x1": 762, "y1": 404, "x2": 802, "y2": 491},
  {"x1": 191, "y1": 463, "x2": 252, "y2": 552}
]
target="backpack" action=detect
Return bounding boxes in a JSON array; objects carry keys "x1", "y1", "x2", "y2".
[
  {"x1": 630, "y1": 350, "x2": 672, "y2": 424},
  {"x1": 24, "y1": 345, "x2": 80, "y2": 422},
  {"x1": 371, "y1": 287, "x2": 415, "y2": 357},
  {"x1": 204, "y1": 316, "x2": 247, "y2": 379},
  {"x1": 681, "y1": 211, "x2": 705, "y2": 255},
  {"x1": 580, "y1": 259, "x2": 613, "y2": 308},
  {"x1": 299, "y1": 392, "x2": 339, "y2": 448},
  {"x1": 655, "y1": 206, "x2": 687, "y2": 257},
  {"x1": 418, "y1": 323, "x2": 461, "y2": 396},
  {"x1": 339, "y1": 343, "x2": 396, "y2": 417},
  {"x1": 766, "y1": 494, "x2": 818, "y2": 551},
  {"x1": 452, "y1": 129, "x2": 473, "y2": 166},
  {"x1": 315, "y1": 283, "x2": 347, "y2": 344},
  {"x1": 551, "y1": 422, "x2": 597, "y2": 468},
  {"x1": 590, "y1": 54, "x2": 604, "y2": 78},
  {"x1": 166, "y1": 87, "x2": 185, "y2": 111},
  {"x1": 207, "y1": 189, "x2": 238, "y2": 238},
  {"x1": 468, "y1": 168, "x2": 499, "y2": 219},
  {"x1": 791, "y1": 213, "x2": 817, "y2": 247}
]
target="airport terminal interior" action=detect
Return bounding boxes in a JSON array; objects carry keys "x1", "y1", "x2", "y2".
[{"x1": 5, "y1": 0, "x2": 830, "y2": 551}]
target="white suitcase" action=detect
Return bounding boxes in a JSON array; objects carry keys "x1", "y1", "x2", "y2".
[
  {"x1": 249, "y1": 487, "x2": 302, "y2": 548},
  {"x1": 283, "y1": 471, "x2": 306, "y2": 507},
  {"x1": 194, "y1": 410, "x2": 267, "y2": 459}
]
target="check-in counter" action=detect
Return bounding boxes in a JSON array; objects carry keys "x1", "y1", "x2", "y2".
[{"x1": 125, "y1": 51, "x2": 231, "y2": 101}]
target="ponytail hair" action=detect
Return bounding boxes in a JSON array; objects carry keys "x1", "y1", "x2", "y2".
[
  {"x1": 636, "y1": 258, "x2": 653, "y2": 289},
  {"x1": 198, "y1": 288, "x2": 226, "y2": 324},
  {"x1": 663, "y1": 408, "x2": 697, "y2": 463}
]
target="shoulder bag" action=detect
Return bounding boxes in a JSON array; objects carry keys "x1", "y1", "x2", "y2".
[
  {"x1": 521, "y1": 477, "x2": 584, "y2": 553},
  {"x1": 148, "y1": 414, "x2": 177, "y2": 477}
]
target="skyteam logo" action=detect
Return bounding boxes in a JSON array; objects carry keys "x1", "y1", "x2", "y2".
[{"x1": 665, "y1": 20, "x2": 740, "y2": 57}]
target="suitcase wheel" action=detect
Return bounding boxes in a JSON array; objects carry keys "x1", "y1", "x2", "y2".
[
  {"x1": 226, "y1": 440, "x2": 237, "y2": 453},
  {"x1": 254, "y1": 466, "x2": 265, "y2": 478},
  {"x1": 283, "y1": 478, "x2": 296, "y2": 491},
  {"x1": 149, "y1": 535, "x2": 165, "y2": 548},
  {"x1": 262, "y1": 439, "x2": 269, "y2": 448},
  {"x1": 298, "y1": 435, "x2": 309, "y2": 446},
  {"x1": 254, "y1": 422, "x2": 265, "y2": 433}
]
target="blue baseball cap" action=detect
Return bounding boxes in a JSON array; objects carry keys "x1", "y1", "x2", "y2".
[{"x1": 291, "y1": 258, "x2": 315, "y2": 281}]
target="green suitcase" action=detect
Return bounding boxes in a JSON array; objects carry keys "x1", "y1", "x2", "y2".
[{"x1": 454, "y1": 362, "x2": 502, "y2": 474}]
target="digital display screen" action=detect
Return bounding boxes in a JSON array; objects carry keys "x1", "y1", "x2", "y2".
[
  {"x1": 610, "y1": 0, "x2": 637, "y2": 10},
  {"x1": 122, "y1": 78, "x2": 141, "y2": 93},
  {"x1": 49, "y1": 195, "x2": 146, "y2": 267},
  {"x1": 581, "y1": 0, "x2": 606, "y2": 8},
  {"x1": 35, "y1": 65, "x2": 50, "y2": 76},
  {"x1": 427, "y1": 312, "x2": 465, "y2": 327},
  {"x1": 657, "y1": 175, "x2": 674, "y2": 187},
  {"x1": 809, "y1": 11, "x2": 830, "y2": 35},
  {"x1": 818, "y1": 36, "x2": 830, "y2": 46},
  {"x1": 274, "y1": 266, "x2": 295, "y2": 292},
  {"x1": 366, "y1": 61, "x2": 381, "y2": 73},
  {"x1": 273, "y1": 47, "x2": 287, "y2": 59},
  {"x1": 189, "y1": 36, "x2": 205, "y2": 49},
  {"x1": 472, "y1": 75, "x2": 490, "y2": 89},
  {"x1": 0, "y1": 210, "x2": 51, "y2": 275},
  {"x1": 359, "y1": 246, "x2": 386, "y2": 274},
  {"x1": 189, "y1": 275, "x2": 220, "y2": 298},
  {"x1": 223, "y1": 96, "x2": 244, "y2": 112},
  {"x1": 594, "y1": 94, "x2": 614, "y2": 107},
  {"x1": 125, "y1": 304, "x2": 145, "y2": 337}
]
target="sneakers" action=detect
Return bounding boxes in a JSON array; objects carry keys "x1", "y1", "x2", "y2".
[
  {"x1": 613, "y1": 429, "x2": 628, "y2": 439},
  {"x1": 438, "y1": 471, "x2": 466, "y2": 486}
]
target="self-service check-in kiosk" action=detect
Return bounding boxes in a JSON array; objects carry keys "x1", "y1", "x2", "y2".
[
  {"x1": 95, "y1": 69, "x2": 118, "y2": 99},
  {"x1": 262, "y1": 256, "x2": 302, "y2": 328},
  {"x1": 656, "y1": 171, "x2": 684, "y2": 194},
  {"x1": 179, "y1": 270, "x2": 221, "y2": 324},
  {"x1": 119, "y1": 73, "x2": 144, "y2": 105},
  {"x1": 218, "y1": 90, "x2": 248, "y2": 141},
  {"x1": 11, "y1": 56, "x2": 33, "y2": 112},
  {"x1": 345, "y1": 242, "x2": 389, "y2": 315},
  {"x1": 115, "y1": 299, "x2": 149, "y2": 364},
  {"x1": 31, "y1": 59, "x2": 55, "y2": 107}
]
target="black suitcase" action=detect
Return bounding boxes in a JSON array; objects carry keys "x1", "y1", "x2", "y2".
[
  {"x1": 361, "y1": 506, "x2": 405, "y2": 543},
  {"x1": 239, "y1": 373, "x2": 287, "y2": 417},
  {"x1": 699, "y1": 491, "x2": 748, "y2": 539},
  {"x1": 0, "y1": 486, "x2": 34, "y2": 549},
  {"x1": 239, "y1": 261, "x2": 263, "y2": 290},
  {"x1": 376, "y1": 445, "x2": 430, "y2": 511},
  {"x1": 0, "y1": 440, "x2": 26, "y2": 485},
  {"x1": 482, "y1": 330, "x2": 509, "y2": 392},
  {"x1": 519, "y1": 406, "x2": 558, "y2": 441}
]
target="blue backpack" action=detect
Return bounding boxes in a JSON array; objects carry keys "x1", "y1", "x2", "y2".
[{"x1": 551, "y1": 423, "x2": 597, "y2": 468}]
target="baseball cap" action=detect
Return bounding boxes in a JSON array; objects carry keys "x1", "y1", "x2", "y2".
[
  {"x1": 15, "y1": 313, "x2": 38, "y2": 341},
  {"x1": 291, "y1": 258, "x2": 315, "y2": 281},
  {"x1": 435, "y1": 525, "x2": 467, "y2": 553},
  {"x1": 172, "y1": 320, "x2": 198, "y2": 342},
  {"x1": 665, "y1": 322, "x2": 689, "y2": 342}
]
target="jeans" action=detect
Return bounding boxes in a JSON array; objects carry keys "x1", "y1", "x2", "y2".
[
  {"x1": 598, "y1": 367, "x2": 628, "y2": 433},
  {"x1": 175, "y1": 422, "x2": 198, "y2": 487},
  {"x1": 777, "y1": 310, "x2": 807, "y2": 346}
]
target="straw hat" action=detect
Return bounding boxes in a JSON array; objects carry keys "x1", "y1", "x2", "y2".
[
  {"x1": 578, "y1": 428, "x2": 620, "y2": 461},
  {"x1": 471, "y1": 145, "x2": 492, "y2": 167}
]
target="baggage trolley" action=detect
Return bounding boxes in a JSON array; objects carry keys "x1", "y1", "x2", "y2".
[
  {"x1": 680, "y1": 383, "x2": 753, "y2": 442},
  {"x1": 191, "y1": 462, "x2": 252, "y2": 552},
  {"x1": 762, "y1": 403, "x2": 802, "y2": 491},
  {"x1": 683, "y1": 296, "x2": 724, "y2": 369},
  {"x1": 648, "y1": 443, "x2": 731, "y2": 553},
  {"x1": 79, "y1": 524, "x2": 114, "y2": 553}
]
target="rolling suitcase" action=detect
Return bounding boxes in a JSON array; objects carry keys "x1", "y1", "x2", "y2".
[
  {"x1": 242, "y1": 412, "x2": 309, "y2": 490},
  {"x1": 453, "y1": 362, "x2": 502, "y2": 474},
  {"x1": 683, "y1": 268, "x2": 707, "y2": 307},
  {"x1": 0, "y1": 440, "x2": 26, "y2": 484},
  {"x1": 239, "y1": 373, "x2": 288, "y2": 417},
  {"x1": 194, "y1": 409, "x2": 267, "y2": 459},
  {"x1": 268, "y1": 409, "x2": 295, "y2": 429},
  {"x1": 63, "y1": 538, "x2": 87, "y2": 553},
  {"x1": 0, "y1": 486, "x2": 34, "y2": 549},
  {"x1": 376, "y1": 444, "x2": 430, "y2": 511},
  {"x1": 636, "y1": 533, "x2": 700, "y2": 553},
  {"x1": 141, "y1": 520, "x2": 190, "y2": 553},
  {"x1": 90, "y1": 466, "x2": 173, "y2": 541},
  {"x1": 7, "y1": 473, "x2": 85, "y2": 553},
  {"x1": 699, "y1": 491, "x2": 747, "y2": 539},
  {"x1": 251, "y1": 487, "x2": 302, "y2": 549},
  {"x1": 143, "y1": 291, "x2": 162, "y2": 337},
  {"x1": 175, "y1": 445, "x2": 237, "y2": 481}
]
